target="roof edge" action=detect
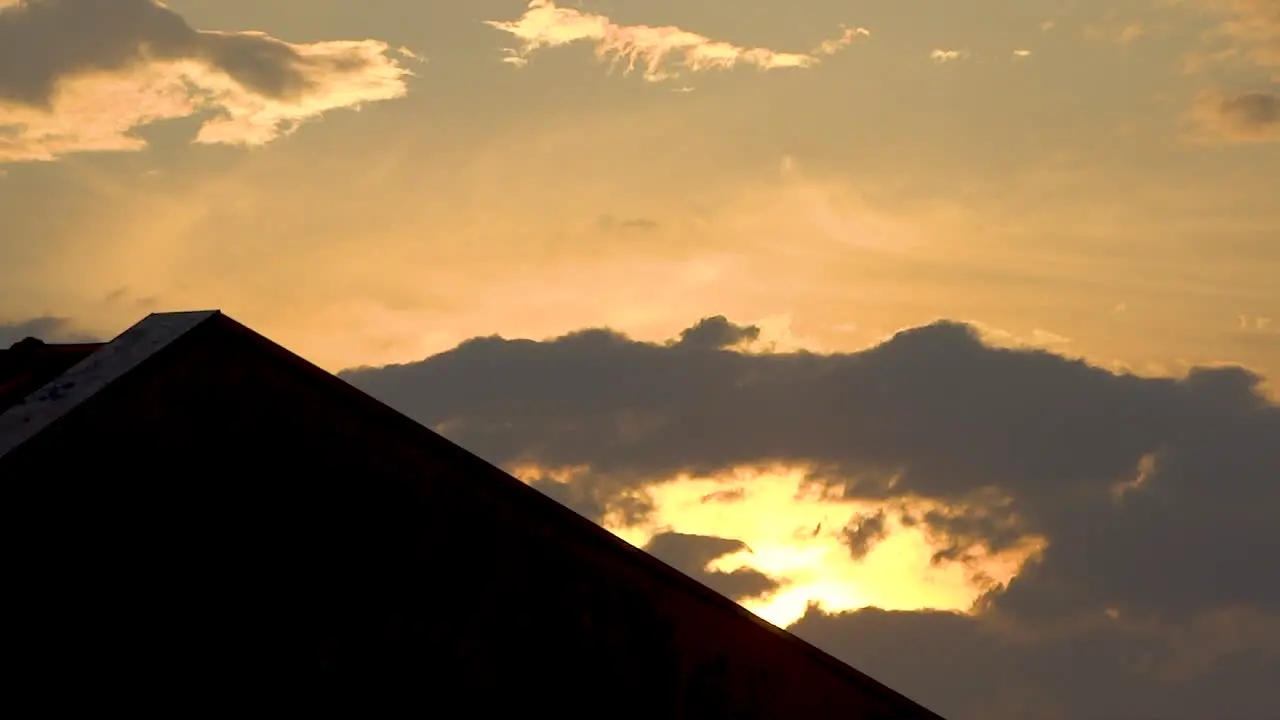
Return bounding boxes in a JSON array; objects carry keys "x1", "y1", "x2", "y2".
[{"x1": 0, "y1": 310, "x2": 221, "y2": 460}]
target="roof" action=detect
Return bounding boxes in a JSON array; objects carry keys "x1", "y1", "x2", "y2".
[
  {"x1": 0, "y1": 338, "x2": 104, "y2": 415},
  {"x1": 0, "y1": 310, "x2": 947, "y2": 716},
  {"x1": 0, "y1": 310, "x2": 213, "y2": 458}
]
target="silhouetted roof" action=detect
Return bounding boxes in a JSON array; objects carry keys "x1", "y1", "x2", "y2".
[
  {"x1": 0, "y1": 310, "x2": 947, "y2": 716},
  {"x1": 0, "y1": 337, "x2": 104, "y2": 414}
]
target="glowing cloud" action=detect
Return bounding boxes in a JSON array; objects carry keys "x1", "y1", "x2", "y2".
[
  {"x1": 485, "y1": 0, "x2": 868, "y2": 82},
  {"x1": 0, "y1": 0, "x2": 412, "y2": 162},
  {"x1": 599, "y1": 468, "x2": 1039, "y2": 627},
  {"x1": 930, "y1": 49, "x2": 969, "y2": 63}
]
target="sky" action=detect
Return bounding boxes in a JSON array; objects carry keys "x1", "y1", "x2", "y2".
[{"x1": 1, "y1": 0, "x2": 1278, "y2": 717}]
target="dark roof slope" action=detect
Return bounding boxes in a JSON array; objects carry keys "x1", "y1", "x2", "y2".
[
  {"x1": 0, "y1": 311, "x2": 947, "y2": 717},
  {"x1": 0, "y1": 338, "x2": 103, "y2": 414}
]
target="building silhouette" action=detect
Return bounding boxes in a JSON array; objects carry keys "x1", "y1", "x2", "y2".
[{"x1": 0, "y1": 311, "x2": 945, "y2": 717}]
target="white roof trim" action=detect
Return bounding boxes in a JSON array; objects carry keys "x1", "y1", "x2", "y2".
[{"x1": 0, "y1": 310, "x2": 221, "y2": 460}]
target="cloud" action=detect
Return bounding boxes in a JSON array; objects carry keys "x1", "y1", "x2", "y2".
[
  {"x1": 1198, "y1": 0, "x2": 1280, "y2": 75},
  {"x1": 485, "y1": 0, "x2": 868, "y2": 82},
  {"x1": 1179, "y1": 0, "x2": 1280, "y2": 141},
  {"x1": 791, "y1": 605, "x2": 1280, "y2": 720},
  {"x1": 340, "y1": 314, "x2": 1280, "y2": 717},
  {"x1": 1239, "y1": 314, "x2": 1275, "y2": 332},
  {"x1": 840, "y1": 509, "x2": 888, "y2": 559},
  {"x1": 596, "y1": 214, "x2": 659, "y2": 233},
  {"x1": 1191, "y1": 88, "x2": 1280, "y2": 140},
  {"x1": 342, "y1": 317, "x2": 1280, "y2": 623},
  {"x1": 523, "y1": 473, "x2": 653, "y2": 527},
  {"x1": 0, "y1": 315, "x2": 98, "y2": 347},
  {"x1": 929, "y1": 49, "x2": 968, "y2": 63},
  {"x1": 0, "y1": 0, "x2": 410, "y2": 162},
  {"x1": 642, "y1": 531, "x2": 782, "y2": 602},
  {"x1": 1085, "y1": 20, "x2": 1146, "y2": 45},
  {"x1": 675, "y1": 315, "x2": 760, "y2": 350}
]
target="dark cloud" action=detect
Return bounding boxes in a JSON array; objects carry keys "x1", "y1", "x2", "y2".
[
  {"x1": 1220, "y1": 91, "x2": 1280, "y2": 127},
  {"x1": 504, "y1": 478, "x2": 781, "y2": 602},
  {"x1": 2, "y1": 0, "x2": 195, "y2": 108},
  {"x1": 341, "y1": 315, "x2": 1280, "y2": 716},
  {"x1": 642, "y1": 531, "x2": 782, "y2": 602},
  {"x1": 790, "y1": 606, "x2": 1280, "y2": 720},
  {"x1": 1, "y1": 0, "x2": 358, "y2": 107},
  {"x1": 1194, "y1": 90, "x2": 1280, "y2": 141},
  {"x1": 675, "y1": 315, "x2": 760, "y2": 349},
  {"x1": 0, "y1": 0, "x2": 408, "y2": 160},
  {"x1": 840, "y1": 509, "x2": 887, "y2": 559},
  {"x1": 0, "y1": 315, "x2": 98, "y2": 347},
  {"x1": 342, "y1": 317, "x2": 1280, "y2": 620}
]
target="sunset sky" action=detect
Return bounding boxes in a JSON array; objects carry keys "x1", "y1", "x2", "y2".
[{"x1": 3, "y1": 1, "x2": 1279, "y2": 717}]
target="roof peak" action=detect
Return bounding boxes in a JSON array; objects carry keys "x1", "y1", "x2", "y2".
[{"x1": 0, "y1": 310, "x2": 222, "y2": 458}]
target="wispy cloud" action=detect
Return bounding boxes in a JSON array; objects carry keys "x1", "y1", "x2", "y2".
[
  {"x1": 1085, "y1": 20, "x2": 1147, "y2": 45},
  {"x1": 1201, "y1": 0, "x2": 1280, "y2": 74},
  {"x1": 485, "y1": 0, "x2": 868, "y2": 82},
  {"x1": 396, "y1": 46, "x2": 428, "y2": 64},
  {"x1": 1179, "y1": 0, "x2": 1280, "y2": 78},
  {"x1": 0, "y1": 0, "x2": 411, "y2": 163},
  {"x1": 930, "y1": 49, "x2": 969, "y2": 64}
]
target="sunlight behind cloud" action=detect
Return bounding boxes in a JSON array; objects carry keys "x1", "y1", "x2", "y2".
[{"x1": 589, "y1": 465, "x2": 1038, "y2": 627}]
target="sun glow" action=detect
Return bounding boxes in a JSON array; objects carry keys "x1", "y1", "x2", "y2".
[{"x1": 526, "y1": 464, "x2": 1041, "y2": 627}]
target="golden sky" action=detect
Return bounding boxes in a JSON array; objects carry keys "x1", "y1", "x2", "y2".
[{"x1": 2, "y1": 2, "x2": 1279, "y2": 717}]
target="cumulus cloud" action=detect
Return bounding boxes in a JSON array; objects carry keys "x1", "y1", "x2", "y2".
[
  {"x1": 675, "y1": 315, "x2": 760, "y2": 350},
  {"x1": 485, "y1": 0, "x2": 868, "y2": 81},
  {"x1": 0, "y1": 0, "x2": 411, "y2": 162},
  {"x1": 341, "y1": 314, "x2": 1280, "y2": 716},
  {"x1": 342, "y1": 317, "x2": 1280, "y2": 616}
]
